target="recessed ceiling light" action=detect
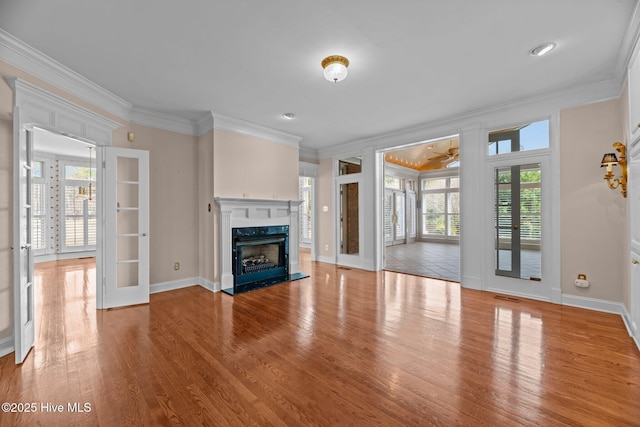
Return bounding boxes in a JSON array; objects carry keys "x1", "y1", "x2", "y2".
[
  {"x1": 282, "y1": 113, "x2": 295, "y2": 120},
  {"x1": 530, "y1": 42, "x2": 556, "y2": 57}
]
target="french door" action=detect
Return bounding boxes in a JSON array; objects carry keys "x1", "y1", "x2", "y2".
[
  {"x1": 102, "y1": 147, "x2": 150, "y2": 308},
  {"x1": 487, "y1": 157, "x2": 548, "y2": 299},
  {"x1": 13, "y1": 123, "x2": 35, "y2": 364},
  {"x1": 384, "y1": 189, "x2": 406, "y2": 246},
  {"x1": 495, "y1": 163, "x2": 542, "y2": 280}
]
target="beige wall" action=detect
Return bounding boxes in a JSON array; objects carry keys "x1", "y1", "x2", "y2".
[
  {"x1": 125, "y1": 124, "x2": 200, "y2": 285},
  {"x1": 560, "y1": 97, "x2": 626, "y2": 302},
  {"x1": 316, "y1": 157, "x2": 334, "y2": 259},
  {"x1": 213, "y1": 129, "x2": 299, "y2": 199}
]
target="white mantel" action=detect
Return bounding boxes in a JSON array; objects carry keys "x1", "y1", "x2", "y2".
[{"x1": 215, "y1": 198, "x2": 302, "y2": 290}]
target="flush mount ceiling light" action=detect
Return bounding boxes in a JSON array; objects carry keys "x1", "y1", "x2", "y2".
[
  {"x1": 321, "y1": 55, "x2": 349, "y2": 83},
  {"x1": 529, "y1": 42, "x2": 556, "y2": 57}
]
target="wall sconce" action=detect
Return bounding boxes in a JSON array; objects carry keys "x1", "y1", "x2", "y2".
[{"x1": 600, "y1": 142, "x2": 627, "y2": 198}]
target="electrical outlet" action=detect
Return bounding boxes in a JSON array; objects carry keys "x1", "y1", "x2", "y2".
[
  {"x1": 324, "y1": 244, "x2": 329, "y2": 251},
  {"x1": 174, "y1": 262, "x2": 180, "y2": 271}
]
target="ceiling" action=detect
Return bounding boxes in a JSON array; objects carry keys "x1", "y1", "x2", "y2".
[
  {"x1": 385, "y1": 137, "x2": 459, "y2": 171},
  {"x1": 0, "y1": 1, "x2": 637, "y2": 153}
]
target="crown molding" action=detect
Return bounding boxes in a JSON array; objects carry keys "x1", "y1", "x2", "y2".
[
  {"x1": 195, "y1": 112, "x2": 214, "y2": 136},
  {"x1": 212, "y1": 113, "x2": 302, "y2": 148},
  {"x1": 616, "y1": 0, "x2": 640, "y2": 89},
  {"x1": 0, "y1": 28, "x2": 134, "y2": 120},
  {"x1": 318, "y1": 77, "x2": 622, "y2": 159},
  {"x1": 130, "y1": 107, "x2": 198, "y2": 135}
]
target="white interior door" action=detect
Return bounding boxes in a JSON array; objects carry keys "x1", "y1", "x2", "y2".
[
  {"x1": 103, "y1": 147, "x2": 149, "y2": 308},
  {"x1": 13, "y1": 121, "x2": 35, "y2": 364}
]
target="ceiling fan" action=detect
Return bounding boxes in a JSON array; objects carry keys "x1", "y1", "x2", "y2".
[{"x1": 431, "y1": 141, "x2": 459, "y2": 163}]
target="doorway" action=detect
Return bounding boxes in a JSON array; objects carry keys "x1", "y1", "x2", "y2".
[
  {"x1": 33, "y1": 128, "x2": 98, "y2": 264},
  {"x1": 336, "y1": 157, "x2": 362, "y2": 268},
  {"x1": 484, "y1": 119, "x2": 552, "y2": 300},
  {"x1": 382, "y1": 137, "x2": 461, "y2": 282}
]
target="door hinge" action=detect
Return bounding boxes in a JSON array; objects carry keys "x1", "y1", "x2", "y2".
[{"x1": 102, "y1": 160, "x2": 106, "y2": 169}]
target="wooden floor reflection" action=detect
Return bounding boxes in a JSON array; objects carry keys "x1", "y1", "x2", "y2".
[{"x1": 1, "y1": 253, "x2": 639, "y2": 426}]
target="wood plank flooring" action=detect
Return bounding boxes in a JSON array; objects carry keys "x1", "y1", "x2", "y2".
[{"x1": 1, "y1": 253, "x2": 639, "y2": 426}]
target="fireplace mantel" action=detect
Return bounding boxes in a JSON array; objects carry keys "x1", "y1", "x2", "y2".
[{"x1": 215, "y1": 197, "x2": 302, "y2": 291}]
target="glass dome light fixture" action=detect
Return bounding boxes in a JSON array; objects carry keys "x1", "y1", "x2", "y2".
[{"x1": 321, "y1": 55, "x2": 349, "y2": 83}]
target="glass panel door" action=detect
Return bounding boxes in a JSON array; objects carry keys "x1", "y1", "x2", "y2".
[
  {"x1": 104, "y1": 147, "x2": 149, "y2": 308},
  {"x1": 394, "y1": 191, "x2": 406, "y2": 244},
  {"x1": 495, "y1": 163, "x2": 541, "y2": 280}
]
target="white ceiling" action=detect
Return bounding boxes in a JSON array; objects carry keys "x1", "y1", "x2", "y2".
[{"x1": 0, "y1": 1, "x2": 637, "y2": 153}]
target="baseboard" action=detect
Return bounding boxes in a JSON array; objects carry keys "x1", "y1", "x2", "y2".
[
  {"x1": 561, "y1": 294, "x2": 626, "y2": 315},
  {"x1": 621, "y1": 305, "x2": 636, "y2": 335},
  {"x1": 198, "y1": 278, "x2": 220, "y2": 293},
  {"x1": 620, "y1": 304, "x2": 640, "y2": 351},
  {"x1": 460, "y1": 274, "x2": 482, "y2": 290},
  {"x1": 150, "y1": 277, "x2": 221, "y2": 294},
  {"x1": 316, "y1": 255, "x2": 336, "y2": 265},
  {"x1": 0, "y1": 335, "x2": 14, "y2": 359},
  {"x1": 150, "y1": 277, "x2": 201, "y2": 294}
]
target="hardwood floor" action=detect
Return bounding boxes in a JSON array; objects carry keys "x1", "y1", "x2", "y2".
[{"x1": 1, "y1": 254, "x2": 639, "y2": 426}]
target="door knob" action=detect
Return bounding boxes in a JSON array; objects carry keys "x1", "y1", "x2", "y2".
[
  {"x1": 512, "y1": 224, "x2": 520, "y2": 230},
  {"x1": 633, "y1": 259, "x2": 639, "y2": 265}
]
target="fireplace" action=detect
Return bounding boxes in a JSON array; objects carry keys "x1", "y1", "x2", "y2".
[
  {"x1": 233, "y1": 225, "x2": 288, "y2": 290},
  {"x1": 215, "y1": 197, "x2": 308, "y2": 295}
]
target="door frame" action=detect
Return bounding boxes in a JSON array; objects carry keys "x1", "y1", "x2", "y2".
[
  {"x1": 484, "y1": 151, "x2": 552, "y2": 300},
  {"x1": 6, "y1": 77, "x2": 120, "y2": 363},
  {"x1": 335, "y1": 173, "x2": 363, "y2": 268}
]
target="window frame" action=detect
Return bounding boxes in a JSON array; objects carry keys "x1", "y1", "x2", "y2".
[{"x1": 419, "y1": 168, "x2": 460, "y2": 242}]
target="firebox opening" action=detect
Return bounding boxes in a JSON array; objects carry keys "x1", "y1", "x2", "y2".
[{"x1": 231, "y1": 226, "x2": 291, "y2": 293}]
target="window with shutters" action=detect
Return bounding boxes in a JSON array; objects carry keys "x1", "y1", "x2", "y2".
[
  {"x1": 32, "y1": 160, "x2": 47, "y2": 254},
  {"x1": 61, "y1": 161, "x2": 96, "y2": 251},
  {"x1": 299, "y1": 177, "x2": 313, "y2": 244}
]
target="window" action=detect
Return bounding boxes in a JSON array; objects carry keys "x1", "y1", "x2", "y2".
[
  {"x1": 421, "y1": 175, "x2": 459, "y2": 239},
  {"x1": 299, "y1": 177, "x2": 313, "y2": 244},
  {"x1": 61, "y1": 161, "x2": 96, "y2": 251},
  {"x1": 32, "y1": 160, "x2": 46, "y2": 253},
  {"x1": 385, "y1": 176, "x2": 403, "y2": 189},
  {"x1": 488, "y1": 120, "x2": 549, "y2": 155},
  {"x1": 338, "y1": 157, "x2": 362, "y2": 175}
]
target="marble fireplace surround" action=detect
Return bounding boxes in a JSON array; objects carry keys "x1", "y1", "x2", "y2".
[{"x1": 215, "y1": 198, "x2": 302, "y2": 292}]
